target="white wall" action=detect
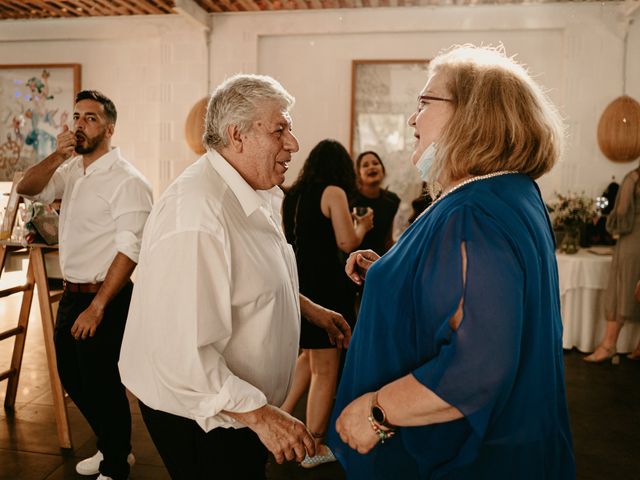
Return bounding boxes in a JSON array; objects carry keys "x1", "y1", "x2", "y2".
[
  {"x1": 0, "y1": 15, "x2": 208, "y2": 198},
  {"x1": 210, "y1": 2, "x2": 640, "y2": 203}
]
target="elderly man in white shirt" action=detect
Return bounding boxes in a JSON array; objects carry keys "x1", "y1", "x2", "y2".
[
  {"x1": 118, "y1": 74, "x2": 351, "y2": 479},
  {"x1": 17, "y1": 90, "x2": 152, "y2": 480}
]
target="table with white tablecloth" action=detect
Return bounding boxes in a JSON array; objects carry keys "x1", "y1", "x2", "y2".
[{"x1": 557, "y1": 249, "x2": 640, "y2": 353}]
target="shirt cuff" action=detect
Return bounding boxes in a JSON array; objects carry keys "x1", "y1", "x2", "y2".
[
  {"x1": 194, "y1": 374, "x2": 268, "y2": 432},
  {"x1": 115, "y1": 230, "x2": 141, "y2": 263},
  {"x1": 23, "y1": 184, "x2": 56, "y2": 205}
]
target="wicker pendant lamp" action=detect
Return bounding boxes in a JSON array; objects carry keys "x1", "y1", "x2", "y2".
[
  {"x1": 597, "y1": 95, "x2": 640, "y2": 162},
  {"x1": 184, "y1": 96, "x2": 209, "y2": 155},
  {"x1": 597, "y1": 16, "x2": 640, "y2": 163}
]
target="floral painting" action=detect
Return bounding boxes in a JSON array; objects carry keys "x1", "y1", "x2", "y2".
[{"x1": 0, "y1": 64, "x2": 81, "y2": 181}]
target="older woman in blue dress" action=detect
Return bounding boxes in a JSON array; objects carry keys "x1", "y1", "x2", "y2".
[{"x1": 327, "y1": 45, "x2": 575, "y2": 479}]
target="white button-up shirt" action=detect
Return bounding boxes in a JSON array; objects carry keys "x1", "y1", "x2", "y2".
[
  {"x1": 119, "y1": 150, "x2": 300, "y2": 432},
  {"x1": 30, "y1": 147, "x2": 152, "y2": 283}
]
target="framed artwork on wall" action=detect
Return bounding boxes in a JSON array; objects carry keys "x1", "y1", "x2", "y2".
[
  {"x1": 350, "y1": 59, "x2": 429, "y2": 236},
  {"x1": 0, "y1": 63, "x2": 81, "y2": 181}
]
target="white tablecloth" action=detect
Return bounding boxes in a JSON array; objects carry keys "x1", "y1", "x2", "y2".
[{"x1": 557, "y1": 249, "x2": 640, "y2": 353}]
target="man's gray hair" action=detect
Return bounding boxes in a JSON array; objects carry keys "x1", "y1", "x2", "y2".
[{"x1": 203, "y1": 74, "x2": 295, "y2": 150}]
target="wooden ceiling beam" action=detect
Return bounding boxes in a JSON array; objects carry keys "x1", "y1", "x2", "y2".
[
  {"x1": 73, "y1": 0, "x2": 108, "y2": 15},
  {"x1": 85, "y1": 0, "x2": 115, "y2": 15},
  {"x1": 24, "y1": 0, "x2": 68, "y2": 17},
  {"x1": 150, "y1": 0, "x2": 177, "y2": 13},
  {"x1": 46, "y1": 0, "x2": 98, "y2": 17},
  {"x1": 1, "y1": 1, "x2": 31, "y2": 18},
  {"x1": 193, "y1": 0, "x2": 215, "y2": 12},
  {"x1": 61, "y1": 0, "x2": 91, "y2": 15},
  {"x1": 217, "y1": 0, "x2": 240, "y2": 12},
  {"x1": 128, "y1": 0, "x2": 166, "y2": 14},
  {"x1": 211, "y1": 0, "x2": 235, "y2": 11},
  {"x1": 108, "y1": 0, "x2": 137, "y2": 14},
  {"x1": 197, "y1": 0, "x2": 225, "y2": 12},
  {"x1": 236, "y1": 0, "x2": 261, "y2": 10},
  {"x1": 47, "y1": 0, "x2": 84, "y2": 17},
  {"x1": 91, "y1": 0, "x2": 128, "y2": 15},
  {"x1": 9, "y1": 0, "x2": 49, "y2": 18}
]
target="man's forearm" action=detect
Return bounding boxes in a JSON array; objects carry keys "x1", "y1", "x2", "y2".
[
  {"x1": 91, "y1": 252, "x2": 137, "y2": 312},
  {"x1": 17, "y1": 151, "x2": 67, "y2": 196}
]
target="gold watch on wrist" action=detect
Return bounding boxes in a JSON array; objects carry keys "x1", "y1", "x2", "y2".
[{"x1": 370, "y1": 391, "x2": 397, "y2": 430}]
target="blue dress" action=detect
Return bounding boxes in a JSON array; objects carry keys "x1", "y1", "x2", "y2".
[{"x1": 328, "y1": 174, "x2": 575, "y2": 479}]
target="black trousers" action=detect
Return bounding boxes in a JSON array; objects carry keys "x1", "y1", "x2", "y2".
[
  {"x1": 139, "y1": 401, "x2": 269, "y2": 480},
  {"x1": 54, "y1": 282, "x2": 133, "y2": 480}
]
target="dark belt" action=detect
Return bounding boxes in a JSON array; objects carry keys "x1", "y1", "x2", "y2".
[{"x1": 64, "y1": 281, "x2": 103, "y2": 293}]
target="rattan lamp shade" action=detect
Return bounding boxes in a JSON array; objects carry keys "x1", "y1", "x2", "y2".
[
  {"x1": 185, "y1": 96, "x2": 209, "y2": 155},
  {"x1": 597, "y1": 95, "x2": 640, "y2": 162}
]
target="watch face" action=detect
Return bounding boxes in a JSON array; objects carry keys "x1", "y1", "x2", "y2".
[{"x1": 372, "y1": 405, "x2": 385, "y2": 423}]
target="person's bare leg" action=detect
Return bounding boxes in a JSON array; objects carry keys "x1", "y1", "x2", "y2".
[
  {"x1": 306, "y1": 348, "x2": 341, "y2": 447},
  {"x1": 281, "y1": 350, "x2": 310, "y2": 414},
  {"x1": 584, "y1": 317, "x2": 623, "y2": 362}
]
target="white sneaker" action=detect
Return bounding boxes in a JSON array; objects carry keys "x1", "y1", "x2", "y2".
[
  {"x1": 96, "y1": 476, "x2": 113, "y2": 480},
  {"x1": 76, "y1": 450, "x2": 135, "y2": 476}
]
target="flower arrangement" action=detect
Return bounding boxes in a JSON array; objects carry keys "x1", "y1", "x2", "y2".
[{"x1": 547, "y1": 192, "x2": 597, "y2": 229}]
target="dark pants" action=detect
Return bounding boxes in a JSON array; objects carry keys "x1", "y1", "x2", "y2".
[
  {"x1": 54, "y1": 282, "x2": 133, "y2": 480},
  {"x1": 139, "y1": 401, "x2": 269, "y2": 480}
]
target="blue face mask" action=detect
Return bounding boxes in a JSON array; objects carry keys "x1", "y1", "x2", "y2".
[{"x1": 415, "y1": 142, "x2": 437, "y2": 181}]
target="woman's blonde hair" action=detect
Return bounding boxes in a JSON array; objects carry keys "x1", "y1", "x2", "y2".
[{"x1": 427, "y1": 44, "x2": 564, "y2": 188}]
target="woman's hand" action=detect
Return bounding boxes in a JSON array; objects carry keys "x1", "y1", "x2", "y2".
[
  {"x1": 299, "y1": 294, "x2": 351, "y2": 348},
  {"x1": 345, "y1": 249, "x2": 380, "y2": 286},
  {"x1": 353, "y1": 207, "x2": 374, "y2": 233},
  {"x1": 335, "y1": 392, "x2": 380, "y2": 454}
]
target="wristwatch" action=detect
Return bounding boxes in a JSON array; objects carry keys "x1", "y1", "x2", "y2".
[{"x1": 370, "y1": 391, "x2": 397, "y2": 430}]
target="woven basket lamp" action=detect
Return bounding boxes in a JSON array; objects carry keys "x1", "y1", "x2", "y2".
[
  {"x1": 185, "y1": 96, "x2": 209, "y2": 155},
  {"x1": 597, "y1": 95, "x2": 640, "y2": 162}
]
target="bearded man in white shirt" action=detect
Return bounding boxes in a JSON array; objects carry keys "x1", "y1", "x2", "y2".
[
  {"x1": 118, "y1": 74, "x2": 351, "y2": 479},
  {"x1": 17, "y1": 90, "x2": 153, "y2": 480}
]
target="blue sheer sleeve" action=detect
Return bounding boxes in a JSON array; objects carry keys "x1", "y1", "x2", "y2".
[{"x1": 409, "y1": 206, "x2": 524, "y2": 457}]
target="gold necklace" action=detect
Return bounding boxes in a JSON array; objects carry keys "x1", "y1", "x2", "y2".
[{"x1": 418, "y1": 170, "x2": 519, "y2": 221}]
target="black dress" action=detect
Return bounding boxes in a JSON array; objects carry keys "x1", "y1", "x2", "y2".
[
  {"x1": 351, "y1": 189, "x2": 400, "y2": 255},
  {"x1": 283, "y1": 184, "x2": 356, "y2": 349}
]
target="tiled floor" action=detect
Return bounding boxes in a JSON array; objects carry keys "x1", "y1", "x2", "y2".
[{"x1": 0, "y1": 269, "x2": 639, "y2": 479}]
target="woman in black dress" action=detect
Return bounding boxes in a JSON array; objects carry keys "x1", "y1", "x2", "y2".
[
  {"x1": 351, "y1": 151, "x2": 400, "y2": 255},
  {"x1": 281, "y1": 139, "x2": 373, "y2": 467}
]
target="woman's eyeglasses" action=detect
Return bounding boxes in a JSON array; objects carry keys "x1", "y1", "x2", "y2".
[{"x1": 416, "y1": 95, "x2": 453, "y2": 113}]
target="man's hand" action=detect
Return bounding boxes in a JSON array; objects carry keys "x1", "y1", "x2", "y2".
[
  {"x1": 229, "y1": 405, "x2": 315, "y2": 464},
  {"x1": 345, "y1": 249, "x2": 380, "y2": 286},
  {"x1": 17, "y1": 124, "x2": 76, "y2": 196},
  {"x1": 300, "y1": 295, "x2": 351, "y2": 348},
  {"x1": 335, "y1": 392, "x2": 380, "y2": 454},
  {"x1": 70, "y1": 303, "x2": 104, "y2": 340},
  {"x1": 56, "y1": 124, "x2": 76, "y2": 160}
]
